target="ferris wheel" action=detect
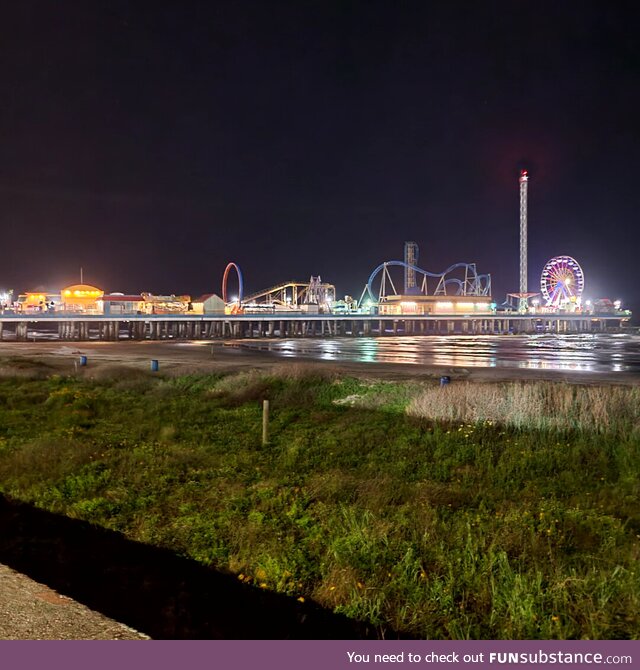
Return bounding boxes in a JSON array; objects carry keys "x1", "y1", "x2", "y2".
[{"x1": 540, "y1": 255, "x2": 585, "y2": 307}]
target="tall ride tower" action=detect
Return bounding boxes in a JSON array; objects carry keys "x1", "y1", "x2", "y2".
[
  {"x1": 404, "y1": 241, "x2": 419, "y2": 293},
  {"x1": 519, "y1": 169, "x2": 529, "y2": 312}
]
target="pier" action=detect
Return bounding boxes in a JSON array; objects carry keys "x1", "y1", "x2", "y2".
[{"x1": 0, "y1": 313, "x2": 628, "y2": 342}]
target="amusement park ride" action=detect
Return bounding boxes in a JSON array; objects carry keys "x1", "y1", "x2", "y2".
[
  {"x1": 222, "y1": 242, "x2": 494, "y2": 317},
  {"x1": 540, "y1": 255, "x2": 585, "y2": 308},
  {"x1": 221, "y1": 239, "x2": 627, "y2": 319},
  {"x1": 361, "y1": 259, "x2": 491, "y2": 305},
  {"x1": 243, "y1": 277, "x2": 336, "y2": 312},
  {"x1": 221, "y1": 262, "x2": 337, "y2": 314},
  {"x1": 219, "y1": 170, "x2": 622, "y2": 319},
  {"x1": 222, "y1": 170, "x2": 604, "y2": 315},
  {"x1": 220, "y1": 248, "x2": 606, "y2": 317},
  {"x1": 222, "y1": 170, "x2": 608, "y2": 314}
]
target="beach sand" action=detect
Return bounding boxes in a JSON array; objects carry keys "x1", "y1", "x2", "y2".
[{"x1": 0, "y1": 339, "x2": 638, "y2": 386}]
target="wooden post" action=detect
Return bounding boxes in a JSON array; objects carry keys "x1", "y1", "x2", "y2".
[{"x1": 262, "y1": 399, "x2": 270, "y2": 446}]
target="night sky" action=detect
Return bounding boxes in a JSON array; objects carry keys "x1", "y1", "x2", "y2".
[{"x1": 1, "y1": 1, "x2": 639, "y2": 315}]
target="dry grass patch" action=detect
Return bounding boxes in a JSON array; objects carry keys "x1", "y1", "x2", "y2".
[
  {"x1": 407, "y1": 381, "x2": 640, "y2": 434},
  {"x1": 0, "y1": 357, "x2": 56, "y2": 379},
  {"x1": 268, "y1": 362, "x2": 340, "y2": 382}
]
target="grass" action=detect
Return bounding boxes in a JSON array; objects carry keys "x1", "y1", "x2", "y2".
[{"x1": 0, "y1": 363, "x2": 639, "y2": 639}]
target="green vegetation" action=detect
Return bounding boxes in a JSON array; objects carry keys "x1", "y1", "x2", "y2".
[{"x1": 0, "y1": 363, "x2": 639, "y2": 639}]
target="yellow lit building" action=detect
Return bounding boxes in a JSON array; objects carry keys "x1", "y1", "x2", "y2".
[
  {"x1": 378, "y1": 295, "x2": 493, "y2": 315},
  {"x1": 18, "y1": 291, "x2": 60, "y2": 312},
  {"x1": 60, "y1": 284, "x2": 104, "y2": 312}
]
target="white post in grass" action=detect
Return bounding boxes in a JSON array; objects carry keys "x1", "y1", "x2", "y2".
[{"x1": 262, "y1": 399, "x2": 270, "y2": 446}]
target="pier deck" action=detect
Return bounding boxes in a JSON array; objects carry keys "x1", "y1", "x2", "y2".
[{"x1": 0, "y1": 313, "x2": 628, "y2": 341}]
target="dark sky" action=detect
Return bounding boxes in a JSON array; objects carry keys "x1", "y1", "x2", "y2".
[{"x1": 1, "y1": 1, "x2": 638, "y2": 313}]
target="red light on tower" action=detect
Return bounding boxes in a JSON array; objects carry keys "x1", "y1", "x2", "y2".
[{"x1": 519, "y1": 169, "x2": 529, "y2": 183}]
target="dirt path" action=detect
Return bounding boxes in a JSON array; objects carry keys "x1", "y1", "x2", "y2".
[{"x1": 0, "y1": 563, "x2": 148, "y2": 640}]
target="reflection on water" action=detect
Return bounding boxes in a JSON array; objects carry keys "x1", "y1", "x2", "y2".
[{"x1": 239, "y1": 334, "x2": 640, "y2": 374}]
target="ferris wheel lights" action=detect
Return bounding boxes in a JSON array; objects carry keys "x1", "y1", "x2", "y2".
[{"x1": 540, "y1": 255, "x2": 584, "y2": 308}]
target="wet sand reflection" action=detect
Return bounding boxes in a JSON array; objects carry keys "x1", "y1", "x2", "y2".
[{"x1": 239, "y1": 334, "x2": 640, "y2": 374}]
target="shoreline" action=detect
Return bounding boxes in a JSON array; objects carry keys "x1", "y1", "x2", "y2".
[{"x1": 0, "y1": 339, "x2": 638, "y2": 386}]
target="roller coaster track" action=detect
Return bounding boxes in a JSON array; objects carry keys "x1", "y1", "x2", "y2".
[
  {"x1": 243, "y1": 280, "x2": 337, "y2": 307},
  {"x1": 243, "y1": 281, "x2": 307, "y2": 303},
  {"x1": 365, "y1": 261, "x2": 491, "y2": 302}
]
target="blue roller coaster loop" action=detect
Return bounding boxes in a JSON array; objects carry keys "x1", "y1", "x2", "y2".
[{"x1": 365, "y1": 260, "x2": 490, "y2": 302}]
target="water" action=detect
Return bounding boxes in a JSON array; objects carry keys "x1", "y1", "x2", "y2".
[{"x1": 237, "y1": 333, "x2": 640, "y2": 374}]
